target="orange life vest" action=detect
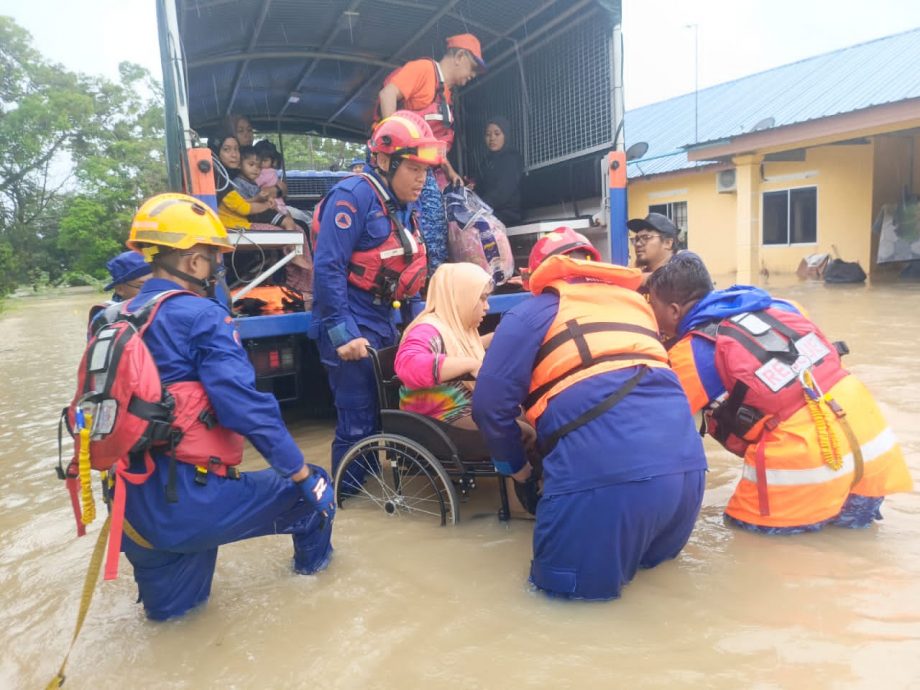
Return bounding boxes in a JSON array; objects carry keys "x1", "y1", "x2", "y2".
[
  {"x1": 669, "y1": 325, "x2": 912, "y2": 528},
  {"x1": 523, "y1": 256, "x2": 670, "y2": 425},
  {"x1": 727, "y1": 374, "x2": 911, "y2": 527}
]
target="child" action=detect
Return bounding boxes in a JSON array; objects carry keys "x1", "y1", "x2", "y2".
[
  {"x1": 233, "y1": 146, "x2": 297, "y2": 230},
  {"x1": 254, "y1": 140, "x2": 289, "y2": 215},
  {"x1": 238, "y1": 145, "x2": 313, "y2": 306}
]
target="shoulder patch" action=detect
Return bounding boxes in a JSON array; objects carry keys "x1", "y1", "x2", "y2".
[
  {"x1": 335, "y1": 199, "x2": 358, "y2": 213},
  {"x1": 335, "y1": 211, "x2": 353, "y2": 230}
]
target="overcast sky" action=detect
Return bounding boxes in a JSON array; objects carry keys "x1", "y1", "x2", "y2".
[{"x1": 3, "y1": 0, "x2": 920, "y2": 110}]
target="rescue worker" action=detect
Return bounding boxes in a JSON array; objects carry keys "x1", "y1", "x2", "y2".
[
  {"x1": 88, "y1": 250, "x2": 151, "y2": 332},
  {"x1": 312, "y1": 111, "x2": 445, "y2": 481},
  {"x1": 377, "y1": 33, "x2": 486, "y2": 273},
  {"x1": 628, "y1": 212, "x2": 679, "y2": 290},
  {"x1": 472, "y1": 227, "x2": 707, "y2": 600},
  {"x1": 647, "y1": 252, "x2": 912, "y2": 533},
  {"x1": 117, "y1": 193, "x2": 334, "y2": 620}
]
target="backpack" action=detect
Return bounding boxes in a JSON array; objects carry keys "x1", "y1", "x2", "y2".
[
  {"x1": 62, "y1": 291, "x2": 189, "y2": 476},
  {"x1": 693, "y1": 307, "x2": 848, "y2": 456}
]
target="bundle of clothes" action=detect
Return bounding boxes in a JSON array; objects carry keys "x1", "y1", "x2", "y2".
[{"x1": 443, "y1": 185, "x2": 515, "y2": 285}]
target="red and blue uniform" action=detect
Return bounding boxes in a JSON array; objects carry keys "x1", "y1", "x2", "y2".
[
  {"x1": 121, "y1": 278, "x2": 332, "y2": 620},
  {"x1": 311, "y1": 170, "x2": 417, "y2": 474},
  {"x1": 472, "y1": 269, "x2": 707, "y2": 600}
]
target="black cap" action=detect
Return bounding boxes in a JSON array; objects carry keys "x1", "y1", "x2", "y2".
[{"x1": 627, "y1": 212, "x2": 678, "y2": 238}]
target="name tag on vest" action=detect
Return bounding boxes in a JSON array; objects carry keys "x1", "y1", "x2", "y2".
[
  {"x1": 755, "y1": 358, "x2": 796, "y2": 392},
  {"x1": 794, "y1": 332, "x2": 831, "y2": 364}
]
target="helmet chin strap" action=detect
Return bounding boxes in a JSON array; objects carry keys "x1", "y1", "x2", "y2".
[
  {"x1": 159, "y1": 257, "x2": 218, "y2": 298},
  {"x1": 371, "y1": 153, "x2": 403, "y2": 186}
]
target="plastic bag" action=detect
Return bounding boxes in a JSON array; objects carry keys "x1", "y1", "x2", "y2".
[{"x1": 444, "y1": 185, "x2": 515, "y2": 285}]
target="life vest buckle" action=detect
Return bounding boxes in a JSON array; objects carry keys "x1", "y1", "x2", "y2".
[
  {"x1": 734, "y1": 404, "x2": 763, "y2": 432},
  {"x1": 198, "y1": 409, "x2": 217, "y2": 430}
]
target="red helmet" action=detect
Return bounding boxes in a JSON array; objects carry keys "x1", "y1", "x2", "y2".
[
  {"x1": 368, "y1": 111, "x2": 446, "y2": 167},
  {"x1": 527, "y1": 226, "x2": 601, "y2": 275}
]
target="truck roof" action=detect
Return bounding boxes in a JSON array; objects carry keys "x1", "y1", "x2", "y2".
[{"x1": 175, "y1": 0, "x2": 621, "y2": 142}]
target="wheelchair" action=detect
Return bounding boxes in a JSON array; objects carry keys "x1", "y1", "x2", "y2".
[{"x1": 332, "y1": 346, "x2": 514, "y2": 525}]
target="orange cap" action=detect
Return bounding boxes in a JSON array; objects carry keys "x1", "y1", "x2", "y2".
[{"x1": 446, "y1": 33, "x2": 486, "y2": 70}]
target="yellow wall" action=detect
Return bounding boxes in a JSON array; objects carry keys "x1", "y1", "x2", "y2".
[
  {"x1": 626, "y1": 169, "x2": 738, "y2": 274},
  {"x1": 627, "y1": 139, "x2": 879, "y2": 277}
]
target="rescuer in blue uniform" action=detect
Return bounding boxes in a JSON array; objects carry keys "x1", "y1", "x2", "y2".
[
  {"x1": 312, "y1": 111, "x2": 445, "y2": 477},
  {"x1": 472, "y1": 228, "x2": 708, "y2": 601},
  {"x1": 119, "y1": 193, "x2": 335, "y2": 621}
]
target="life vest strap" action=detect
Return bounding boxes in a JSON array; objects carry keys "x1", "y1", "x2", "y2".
[
  {"x1": 534, "y1": 320, "x2": 661, "y2": 369},
  {"x1": 524, "y1": 352, "x2": 664, "y2": 412},
  {"x1": 540, "y1": 366, "x2": 648, "y2": 454},
  {"x1": 755, "y1": 436, "x2": 771, "y2": 516}
]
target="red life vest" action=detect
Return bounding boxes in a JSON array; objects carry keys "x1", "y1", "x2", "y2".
[
  {"x1": 692, "y1": 307, "x2": 847, "y2": 456},
  {"x1": 63, "y1": 290, "x2": 244, "y2": 579},
  {"x1": 68, "y1": 290, "x2": 244, "y2": 473},
  {"x1": 375, "y1": 59, "x2": 454, "y2": 150},
  {"x1": 311, "y1": 172, "x2": 428, "y2": 303}
]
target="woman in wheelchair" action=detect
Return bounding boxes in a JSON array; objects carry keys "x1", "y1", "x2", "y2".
[{"x1": 395, "y1": 262, "x2": 538, "y2": 466}]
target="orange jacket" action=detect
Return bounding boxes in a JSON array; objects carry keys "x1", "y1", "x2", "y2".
[
  {"x1": 669, "y1": 334, "x2": 911, "y2": 528},
  {"x1": 523, "y1": 256, "x2": 669, "y2": 424}
]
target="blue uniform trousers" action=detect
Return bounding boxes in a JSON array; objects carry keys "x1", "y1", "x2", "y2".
[
  {"x1": 530, "y1": 469, "x2": 705, "y2": 600},
  {"x1": 122, "y1": 459, "x2": 333, "y2": 621},
  {"x1": 418, "y1": 169, "x2": 447, "y2": 274},
  {"x1": 326, "y1": 328, "x2": 395, "y2": 478}
]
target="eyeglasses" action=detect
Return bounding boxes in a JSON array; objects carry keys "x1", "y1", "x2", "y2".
[
  {"x1": 630, "y1": 233, "x2": 661, "y2": 246},
  {"x1": 181, "y1": 251, "x2": 227, "y2": 279}
]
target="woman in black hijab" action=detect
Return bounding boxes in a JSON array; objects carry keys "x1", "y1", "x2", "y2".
[{"x1": 476, "y1": 115, "x2": 523, "y2": 227}]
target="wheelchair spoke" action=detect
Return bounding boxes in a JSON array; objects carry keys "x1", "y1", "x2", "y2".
[{"x1": 334, "y1": 435, "x2": 459, "y2": 525}]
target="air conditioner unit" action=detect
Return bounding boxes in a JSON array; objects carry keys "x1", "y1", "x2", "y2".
[{"x1": 716, "y1": 169, "x2": 737, "y2": 193}]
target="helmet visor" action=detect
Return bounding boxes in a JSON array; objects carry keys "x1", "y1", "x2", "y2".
[{"x1": 397, "y1": 140, "x2": 446, "y2": 166}]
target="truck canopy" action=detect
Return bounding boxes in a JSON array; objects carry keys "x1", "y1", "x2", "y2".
[{"x1": 165, "y1": 0, "x2": 623, "y2": 207}]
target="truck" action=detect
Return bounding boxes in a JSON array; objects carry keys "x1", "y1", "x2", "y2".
[{"x1": 155, "y1": 0, "x2": 628, "y2": 411}]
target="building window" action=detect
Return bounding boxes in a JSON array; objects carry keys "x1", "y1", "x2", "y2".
[
  {"x1": 762, "y1": 187, "x2": 817, "y2": 245},
  {"x1": 648, "y1": 201, "x2": 688, "y2": 249}
]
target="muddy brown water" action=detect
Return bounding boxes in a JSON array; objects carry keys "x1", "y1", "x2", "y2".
[{"x1": 1, "y1": 280, "x2": 918, "y2": 689}]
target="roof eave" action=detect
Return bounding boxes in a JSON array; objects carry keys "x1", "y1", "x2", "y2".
[{"x1": 684, "y1": 98, "x2": 920, "y2": 162}]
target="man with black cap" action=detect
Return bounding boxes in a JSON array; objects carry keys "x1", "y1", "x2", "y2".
[{"x1": 627, "y1": 212, "x2": 680, "y2": 288}]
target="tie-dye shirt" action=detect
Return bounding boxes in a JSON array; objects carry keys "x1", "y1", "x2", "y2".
[{"x1": 395, "y1": 323, "x2": 473, "y2": 422}]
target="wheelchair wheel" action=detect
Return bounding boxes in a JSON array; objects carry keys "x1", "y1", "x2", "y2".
[{"x1": 334, "y1": 434, "x2": 460, "y2": 525}]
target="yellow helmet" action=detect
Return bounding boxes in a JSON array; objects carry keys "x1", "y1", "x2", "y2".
[{"x1": 127, "y1": 193, "x2": 233, "y2": 257}]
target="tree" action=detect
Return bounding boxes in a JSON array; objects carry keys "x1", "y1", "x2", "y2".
[
  {"x1": 0, "y1": 17, "x2": 167, "y2": 291},
  {"x1": 57, "y1": 63, "x2": 167, "y2": 279},
  {"x1": 0, "y1": 16, "x2": 97, "y2": 290},
  {"x1": 254, "y1": 133, "x2": 364, "y2": 172}
]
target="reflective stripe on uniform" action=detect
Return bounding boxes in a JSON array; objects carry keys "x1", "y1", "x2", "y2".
[{"x1": 740, "y1": 426, "x2": 896, "y2": 486}]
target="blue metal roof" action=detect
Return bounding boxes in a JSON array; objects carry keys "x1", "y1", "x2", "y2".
[{"x1": 625, "y1": 28, "x2": 920, "y2": 179}]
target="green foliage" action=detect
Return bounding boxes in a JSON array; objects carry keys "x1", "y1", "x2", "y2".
[
  {"x1": 0, "y1": 17, "x2": 166, "y2": 295},
  {"x1": 254, "y1": 133, "x2": 364, "y2": 172}
]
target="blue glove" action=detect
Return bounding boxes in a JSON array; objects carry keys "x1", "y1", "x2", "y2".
[{"x1": 299, "y1": 468, "x2": 336, "y2": 522}]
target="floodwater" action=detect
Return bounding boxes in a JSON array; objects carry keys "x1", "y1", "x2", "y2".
[{"x1": 1, "y1": 280, "x2": 918, "y2": 690}]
